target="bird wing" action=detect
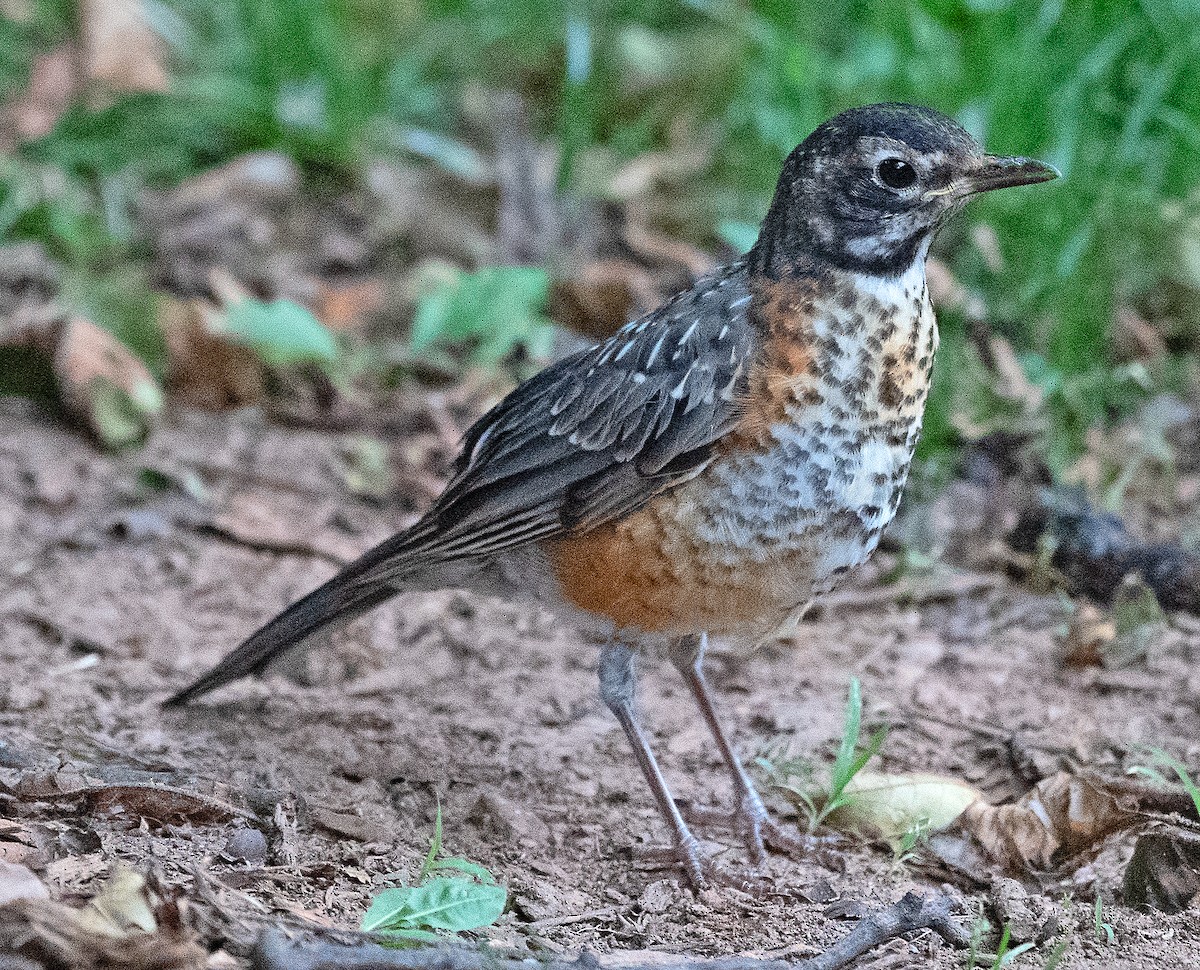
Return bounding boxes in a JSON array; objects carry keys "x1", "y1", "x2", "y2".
[{"x1": 349, "y1": 264, "x2": 758, "y2": 585}]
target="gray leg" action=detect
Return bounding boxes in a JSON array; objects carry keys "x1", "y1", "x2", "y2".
[
  {"x1": 599, "y1": 640, "x2": 705, "y2": 887},
  {"x1": 669, "y1": 632, "x2": 772, "y2": 863}
]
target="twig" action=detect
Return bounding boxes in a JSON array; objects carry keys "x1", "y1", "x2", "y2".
[
  {"x1": 251, "y1": 891, "x2": 968, "y2": 970},
  {"x1": 793, "y1": 891, "x2": 969, "y2": 970},
  {"x1": 520, "y1": 905, "x2": 624, "y2": 930}
]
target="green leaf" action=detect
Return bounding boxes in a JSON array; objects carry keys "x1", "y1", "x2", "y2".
[
  {"x1": 830, "y1": 678, "x2": 866, "y2": 795},
  {"x1": 361, "y1": 878, "x2": 506, "y2": 934},
  {"x1": 218, "y1": 297, "x2": 338, "y2": 367},
  {"x1": 411, "y1": 267, "x2": 553, "y2": 364}
]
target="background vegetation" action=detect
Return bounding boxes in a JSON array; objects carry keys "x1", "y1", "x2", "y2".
[{"x1": 2, "y1": 0, "x2": 1198, "y2": 478}]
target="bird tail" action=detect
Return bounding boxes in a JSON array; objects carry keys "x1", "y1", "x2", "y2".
[{"x1": 162, "y1": 525, "x2": 435, "y2": 708}]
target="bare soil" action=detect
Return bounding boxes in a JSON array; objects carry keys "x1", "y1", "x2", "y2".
[{"x1": 2, "y1": 395, "x2": 1199, "y2": 968}]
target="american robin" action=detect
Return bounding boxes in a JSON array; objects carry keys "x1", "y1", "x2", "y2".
[{"x1": 166, "y1": 103, "x2": 1057, "y2": 886}]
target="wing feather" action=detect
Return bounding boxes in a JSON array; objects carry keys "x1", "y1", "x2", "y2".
[{"x1": 355, "y1": 262, "x2": 757, "y2": 576}]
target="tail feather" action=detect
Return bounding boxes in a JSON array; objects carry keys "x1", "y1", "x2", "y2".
[
  {"x1": 162, "y1": 561, "x2": 410, "y2": 705},
  {"x1": 162, "y1": 526, "x2": 436, "y2": 708}
]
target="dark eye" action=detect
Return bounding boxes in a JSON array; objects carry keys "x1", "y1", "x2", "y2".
[{"x1": 877, "y1": 158, "x2": 917, "y2": 189}]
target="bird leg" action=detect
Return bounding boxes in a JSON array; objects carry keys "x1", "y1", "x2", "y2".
[
  {"x1": 598, "y1": 640, "x2": 706, "y2": 888},
  {"x1": 669, "y1": 632, "x2": 806, "y2": 863}
]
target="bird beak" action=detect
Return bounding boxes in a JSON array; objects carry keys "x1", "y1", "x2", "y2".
[{"x1": 926, "y1": 155, "x2": 1060, "y2": 200}]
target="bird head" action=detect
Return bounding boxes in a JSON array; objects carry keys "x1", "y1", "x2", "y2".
[{"x1": 752, "y1": 103, "x2": 1059, "y2": 277}]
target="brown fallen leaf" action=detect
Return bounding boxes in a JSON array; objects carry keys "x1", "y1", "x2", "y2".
[
  {"x1": 946, "y1": 772, "x2": 1136, "y2": 872},
  {"x1": 53, "y1": 316, "x2": 163, "y2": 447},
  {"x1": 160, "y1": 296, "x2": 265, "y2": 409},
  {"x1": 1058, "y1": 602, "x2": 1116, "y2": 668},
  {"x1": 83, "y1": 784, "x2": 253, "y2": 826},
  {"x1": 12, "y1": 770, "x2": 253, "y2": 827},
  {"x1": 315, "y1": 277, "x2": 387, "y2": 331}
]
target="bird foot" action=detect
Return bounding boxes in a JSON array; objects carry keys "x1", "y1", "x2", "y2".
[
  {"x1": 631, "y1": 834, "x2": 710, "y2": 889},
  {"x1": 678, "y1": 796, "x2": 838, "y2": 864}
]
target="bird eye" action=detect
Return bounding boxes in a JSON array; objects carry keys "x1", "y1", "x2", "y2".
[{"x1": 877, "y1": 158, "x2": 917, "y2": 190}]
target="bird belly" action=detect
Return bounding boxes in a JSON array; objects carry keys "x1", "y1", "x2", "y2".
[{"x1": 542, "y1": 419, "x2": 916, "y2": 637}]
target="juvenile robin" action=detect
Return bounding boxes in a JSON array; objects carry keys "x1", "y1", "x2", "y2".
[{"x1": 166, "y1": 103, "x2": 1057, "y2": 885}]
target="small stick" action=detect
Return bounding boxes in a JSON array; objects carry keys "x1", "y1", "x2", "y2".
[{"x1": 251, "y1": 891, "x2": 968, "y2": 970}]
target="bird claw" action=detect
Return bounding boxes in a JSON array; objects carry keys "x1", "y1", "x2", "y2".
[
  {"x1": 631, "y1": 837, "x2": 711, "y2": 890},
  {"x1": 677, "y1": 796, "x2": 837, "y2": 864}
]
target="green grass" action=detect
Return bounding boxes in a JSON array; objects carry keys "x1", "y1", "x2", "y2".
[
  {"x1": 26, "y1": 0, "x2": 415, "y2": 183},
  {"x1": 1, "y1": 0, "x2": 1197, "y2": 470},
  {"x1": 989, "y1": 923, "x2": 1036, "y2": 968},
  {"x1": 757, "y1": 677, "x2": 887, "y2": 833},
  {"x1": 1093, "y1": 894, "x2": 1116, "y2": 946},
  {"x1": 1129, "y1": 747, "x2": 1200, "y2": 818}
]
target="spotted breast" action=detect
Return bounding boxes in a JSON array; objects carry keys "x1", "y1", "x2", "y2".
[{"x1": 546, "y1": 251, "x2": 937, "y2": 639}]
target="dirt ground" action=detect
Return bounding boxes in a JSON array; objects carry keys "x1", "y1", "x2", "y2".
[{"x1": 3, "y1": 393, "x2": 1200, "y2": 969}]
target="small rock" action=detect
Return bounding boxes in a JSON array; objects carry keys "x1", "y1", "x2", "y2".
[
  {"x1": 1122, "y1": 830, "x2": 1200, "y2": 913},
  {"x1": 989, "y1": 878, "x2": 1042, "y2": 943},
  {"x1": 221, "y1": 827, "x2": 267, "y2": 865}
]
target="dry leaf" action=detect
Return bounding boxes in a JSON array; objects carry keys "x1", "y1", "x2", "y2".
[
  {"x1": 315, "y1": 277, "x2": 387, "y2": 331},
  {"x1": 160, "y1": 297, "x2": 264, "y2": 409},
  {"x1": 53, "y1": 316, "x2": 163, "y2": 447},
  {"x1": 84, "y1": 783, "x2": 252, "y2": 826},
  {"x1": 1059, "y1": 602, "x2": 1116, "y2": 667},
  {"x1": 0, "y1": 878, "x2": 206, "y2": 969},
  {"x1": 948, "y1": 772, "x2": 1135, "y2": 872},
  {"x1": 0, "y1": 860, "x2": 49, "y2": 906},
  {"x1": 76, "y1": 869, "x2": 157, "y2": 937},
  {"x1": 827, "y1": 772, "x2": 983, "y2": 846}
]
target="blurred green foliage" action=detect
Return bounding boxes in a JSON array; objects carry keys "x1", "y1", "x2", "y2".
[
  {"x1": 219, "y1": 296, "x2": 340, "y2": 366},
  {"x1": 0, "y1": 0, "x2": 1197, "y2": 472},
  {"x1": 411, "y1": 267, "x2": 555, "y2": 364}
]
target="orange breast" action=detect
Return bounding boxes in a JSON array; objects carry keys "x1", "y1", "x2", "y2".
[
  {"x1": 722, "y1": 276, "x2": 820, "y2": 451},
  {"x1": 543, "y1": 488, "x2": 801, "y2": 635}
]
